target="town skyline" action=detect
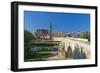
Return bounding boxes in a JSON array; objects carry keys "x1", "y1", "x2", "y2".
[
  {"x1": 24, "y1": 11, "x2": 91, "y2": 62},
  {"x1": 24, "y1": 11, "x2": 90, "y2": 34}
]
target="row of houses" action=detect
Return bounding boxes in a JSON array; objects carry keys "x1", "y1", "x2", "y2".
[
  {"x1": 34, "y1": 28, "x2": 80, "y2": 40},
  {"x1": 35, "y1": 29, "x2": 65, "y2": 40}
]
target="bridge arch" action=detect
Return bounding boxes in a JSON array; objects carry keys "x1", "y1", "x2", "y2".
[{"x1": 53, "y1": 37, "x2": 90, "y2": 59}]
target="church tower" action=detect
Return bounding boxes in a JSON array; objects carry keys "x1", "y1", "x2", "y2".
[{"x1": 48, "y1": 22, "x2": 53, "y2": 40}]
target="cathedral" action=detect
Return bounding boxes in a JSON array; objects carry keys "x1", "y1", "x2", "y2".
[
  {"x1": 35, "y1": 23, "x2": 53, "y2": 40},
  {"x1": 35, "y1": 23, "x2": 65, "y2": 40}
]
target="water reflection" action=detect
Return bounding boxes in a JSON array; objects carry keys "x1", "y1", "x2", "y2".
[
  {"x1": 73, "y1": 48, "x2": 86, "y2": 59},
  {"x1": 65, "y1": 45, "x2": 87, "y2": 59}
]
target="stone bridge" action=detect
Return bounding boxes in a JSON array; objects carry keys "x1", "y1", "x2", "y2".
[{"x1": 53, "y1": 37, "x2": 90, "y2": 59}]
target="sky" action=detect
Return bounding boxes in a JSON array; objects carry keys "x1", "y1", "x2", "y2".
[{"x1": 24, "y1": 11, "x2": 90, "y2": 33}]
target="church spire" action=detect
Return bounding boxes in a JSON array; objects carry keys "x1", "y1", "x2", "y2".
[
  {"x1": 48, "y1": 22, "x2": 53, "y2": 40},
  {"x1": 49, "y1": 22, "x2": 52, "y2": 34}
]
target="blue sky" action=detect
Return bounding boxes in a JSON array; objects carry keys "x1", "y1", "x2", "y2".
[{"x1": 24, "y1": 11, "x2": 90, "y2": 33}]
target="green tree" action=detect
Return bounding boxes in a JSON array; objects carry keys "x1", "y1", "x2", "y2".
[
  {"x1": 24, "y1": 30, "x2": 34, "y2": 59},
  {"x1": 24, "y1": 30, "x2": 34, "y2": 48},
  {"x1": 80, "y1": 32, "x2": 90, "y2": 41}
]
